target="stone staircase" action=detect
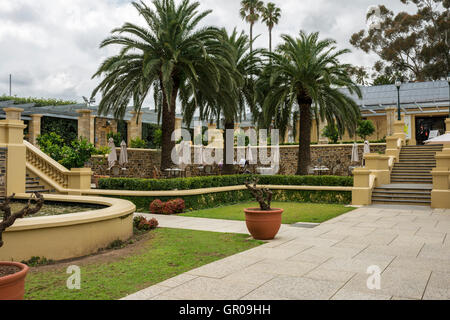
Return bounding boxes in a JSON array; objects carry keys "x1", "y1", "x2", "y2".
[
  {"x1": 372, "y1": 144, "x2": 443, "y2": 206},
  {"x1": 26, "y1": 174, "x2": 51, "y2": 194}
]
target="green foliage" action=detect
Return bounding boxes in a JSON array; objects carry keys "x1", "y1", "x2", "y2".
[
  {"x1": 115, "y1": 189, "x2": 352, "y2": 213},
  {"x1": 130, "y1": 137, "x2": 148, "y2": 149},
  {"x1": 59, "y1": 138, "x2": 97, "y2": 169},
  {"x1": 21, "y1": 256, "x2": 55, "y2": 267},
  {"x1": 99, "y1": 174, "x2": 353, "y2": 191},
  {"x1": 322, "y1": 124, "x2": 340, "y2": 144},
  {"x1": 37, "y1": 133, "x2": 97, "y2": 169},
  {"x1": 356, "y1": 120, "x2": 376, "y2": 140},
  {"x1": 41, "y1": 117, "x2": 78, "y2": 145},
  {"x1": 0, "y1": 95, "x2": 77, "y2": 107},
  {"x1": 92, "y1": 146, "x2": 111, "y2": 156},
  {"x1": 153, "y1": 129, "x2": 162, "y2": 149},
  {"x1": 107, "y1": 132, "x2": 122, "y2": 147},
  {"x1": 350, "y1": 1, "x2": 449, "y2": 81}
]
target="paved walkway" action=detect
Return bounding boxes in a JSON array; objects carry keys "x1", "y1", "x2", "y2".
[{"x1": 122, "y1": 206, "x2": 450, "y2": 300}]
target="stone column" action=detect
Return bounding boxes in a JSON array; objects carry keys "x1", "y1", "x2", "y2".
[
  {"x1": 29, "y1": 114, "x2": 43, "y2": 146},
  {"x1": 77, "y1": 109, "x2": 93, "y2": 141},
  {"x1": 0, "y1": 108, "x2": 26, "y2": 195},
  {"x1": 385, "y1": 107, "x2": 396, "y2": 137},
  {"x1": 127, "y1": 111, "x2": 143, "y2": 145},
  {"x1": 90, "y1": 115, "x2": 96, "y2": 145}
]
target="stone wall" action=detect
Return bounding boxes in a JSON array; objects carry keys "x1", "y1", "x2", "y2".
[
  {"x1": 86, "y1": 143, "x2": 386, "y2": 179},
  {"x1": 85, "y1": 148, "x2": 161, "y2": 179},
  {"x1": 0, "y1": 147, "x2": 6, "y2": 198}
]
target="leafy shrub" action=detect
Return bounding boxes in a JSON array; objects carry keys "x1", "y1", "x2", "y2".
[
  {"x1": 356, "y1": 120, "x2": 376, "y2": 140},
  {"x1": 322, "y1": 124, "x2": 340, "y2": 144},
  {"x1": 153, "y1": 129, "x2": 162, "y2": 149},
  {"x1": 93, "y1": 146, "x2": 111, "y2": 156},
  {"x1": 130, "y1": 137, "x2": 148, "y2": 149},
  {"x1": 99, "y1": 175, "x2": 353, "y2": 191},
  {"x1": 59, "y1": 138, "x2": 97, "y2": 169},
  {"x1": 0, "y1": 95, "x2": 76, "y2": 107},
  {"x1": 172, "y1": 198, "x2": 186, "y2": 213},
  {"x1": 150, "y1": 199, "x2": 165, "y2": 214},
  {"x1": 162, "y1": 201, "x2": 177, "y2": 215},
  {"x1": 116, "y1": 189, "x2": 352, "y2": 213},
  {"x1": 37, "y1": 133, "x2": 97, "y2": 169},
  {"x1": 133, "y1": 216, "x2": 159, "y2": 231}
]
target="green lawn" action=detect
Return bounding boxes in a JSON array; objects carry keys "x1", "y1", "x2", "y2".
[
  {"x1": 181, "y1": 202, "x2": 355, "y2": 224},
  {"x1": 25, "y1": 228, "x2": 264, "y2": 300}
]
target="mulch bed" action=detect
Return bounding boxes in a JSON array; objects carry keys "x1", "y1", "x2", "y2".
[{"x1": 0, "y1": 265, "x2": 21, "y2": 278}]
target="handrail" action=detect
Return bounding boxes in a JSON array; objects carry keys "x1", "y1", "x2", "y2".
[{"x1": 24, "y1": 140, "x2": 69, "y2": 190}]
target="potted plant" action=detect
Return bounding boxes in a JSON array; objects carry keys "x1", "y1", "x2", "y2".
[
  {"x1": 0, "y1": 193, "x2": 44, "y2": 300},
  {"x1": 244, "y1": 179, "x2": 283, "y2": 240}
]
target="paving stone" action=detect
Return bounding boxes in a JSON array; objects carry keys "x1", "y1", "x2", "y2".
[
  {"x1": 241, "y1": 275, "x2": 343, "y2": 300},
  {"x1": 157, "y1": 274, "x2": 198, "y2": 288},
  {"x1": 242, "y1": 259, "x2": 319, "y2": 277},
  {"x1": 304, "y1": 268, "x2": 356, "y2": 283},
  {"x1": 236, "y1": 246, "x2": 309, "y2": 260},
  {"x1": 300, "y1": 246, "x2": 364, "y2": 259},
  {"x1": 331, "y1": 288, "x2": 392, "y2": 300},
  {"x1": 186, "y1": 255, "x2": 263, "y2": 278},
  {"x1": 287, "y1": 252, "x2": 332, "y2": 265},
  {"x1": 222, "y1": 270, "x2": 277, "y2": 286},
  {"x1": 161, "y1": 277, "x2": 260, "y2": 300},
  {"x1": 389, "y1": 256, "x2": 450, "y2": 273},
  {"x1": 359, "y1": 244, "x2": 423, "y2": 258},
  {"x1": 319, "y1": 255, "x2": 395, "y2": 274},
  {"x1": 423, "y1": 272, "x2": 450, "y2": 300},
  {"x1": 121, "y1": 285, "x2": 170, "y2": 300}
]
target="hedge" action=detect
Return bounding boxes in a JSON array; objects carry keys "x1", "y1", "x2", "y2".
[
  {"x1": 112, "y1": 189, "x2": 352, "y2": 213},
  {"x1": 99, "y1": 175, "x2": 353, "y2": 191}
]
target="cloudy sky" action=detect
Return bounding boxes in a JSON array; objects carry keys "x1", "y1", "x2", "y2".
[{"x1": 0, "y1": 0, "x2": 414, "y2": 106}]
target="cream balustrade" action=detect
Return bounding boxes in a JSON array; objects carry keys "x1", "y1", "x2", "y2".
[{"x1": 24, "y1": 141, "x2": 92, "y2": 194}]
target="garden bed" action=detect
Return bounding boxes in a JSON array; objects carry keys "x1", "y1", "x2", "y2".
[{"x1": 10, "y1": 200, "x2": 106, "y2": 218}]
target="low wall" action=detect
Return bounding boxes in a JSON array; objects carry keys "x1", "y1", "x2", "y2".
[
  {"x1": 86, "y1": 148, "x2": 161, "y2": 179},
  {"x1": 86, "y1": 144, "x2": 386, "y2": 178},
  {"x1": 0, "y1": 194, "x2": 135, "y2": 261}
]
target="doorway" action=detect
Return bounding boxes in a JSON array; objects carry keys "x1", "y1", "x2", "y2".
[{"x1": 415, "y1": 116, "x2": 446, "y2": 145}]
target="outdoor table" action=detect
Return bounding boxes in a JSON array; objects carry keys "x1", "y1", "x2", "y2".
[
  {"x1": 165, "y1": 168, "x2": 183, "y2": 178},
  {"x1": 313, "y1": 167, "x2": 330, "y2": 176}
]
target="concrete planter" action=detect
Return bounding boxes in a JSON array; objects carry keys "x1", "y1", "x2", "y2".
[{"x1": 244, "y1": 208, "x2": 284, "y2": 240}]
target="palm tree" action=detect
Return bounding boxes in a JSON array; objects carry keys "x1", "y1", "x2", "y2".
[
  {"x1": 92, "y1": 0, "x2": 231, "y2": 170},
  {"x1": 240, "y1": 0, "x2": 264, "y2": 53},
  {"x1": 261, "y1": 2, "x2": 281, "y2": 53},
  {"x1": 184, "y1": 29, "x2": 262, "y2": 175},
  {"x1": 261, "y1": 31, "x2": 362, "y2": 175}
]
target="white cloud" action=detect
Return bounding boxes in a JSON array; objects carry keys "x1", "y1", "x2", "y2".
[{"x1": 0, "y1": 0, "x2": 413, "y2": 104}]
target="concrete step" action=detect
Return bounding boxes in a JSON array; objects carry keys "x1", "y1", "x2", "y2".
[
  {"x1": 372, "y1": 199, "x2": 431, "y2": 206},
  {"x1": 372, "y1": 195, "x2": 431, "y2": 202}
]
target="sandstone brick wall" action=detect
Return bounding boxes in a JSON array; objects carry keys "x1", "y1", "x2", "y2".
[
  {"x1": 86, "y1": 148, "x2": 161, "y2": 179},
  {"x1": 86, "y1": 143, "x2": 386, "y2": 178},
  {"x1": 95, "y1": 118, "x2": 118, "y2": 148}
]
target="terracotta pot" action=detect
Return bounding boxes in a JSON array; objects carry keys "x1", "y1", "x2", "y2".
[
  {"x1": 244, "y1": 208, "x2": 284, "y2": 240},
  {"x1": 0, "y1": 262, "x2": 29, "y2": 300}
]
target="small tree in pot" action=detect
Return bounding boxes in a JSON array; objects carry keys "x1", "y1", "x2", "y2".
[
  {"x1": 244, "y1": 179, "x2": 283, "y2": 240},
  {"x1": 0, "y1": 193, "x2": 44, "y2": 300}
]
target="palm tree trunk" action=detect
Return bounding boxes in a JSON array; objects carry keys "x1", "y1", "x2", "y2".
[
  {"x1": 160, "y1": 84, "x2": 179, "y2": 171},
  {"x1": 297, "y1": 98, "x2": 313, "y2": 175},
  {"x1": 269, "y1": 27, "x2": 272, "y2": 53},
  {"x1": 223, "y1": 120, "x2": 235, "y2": 175},
  {"x1": 250, "y1": 23, "x2": 254, "y2": 53}
]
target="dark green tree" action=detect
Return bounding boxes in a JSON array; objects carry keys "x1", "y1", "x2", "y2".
[
  {"x1": 350, "y1": 0, "x2": 450, "y2": 81},
  {"x1": 261, "y1": 31, "x2": 361, "y2": 175}
]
